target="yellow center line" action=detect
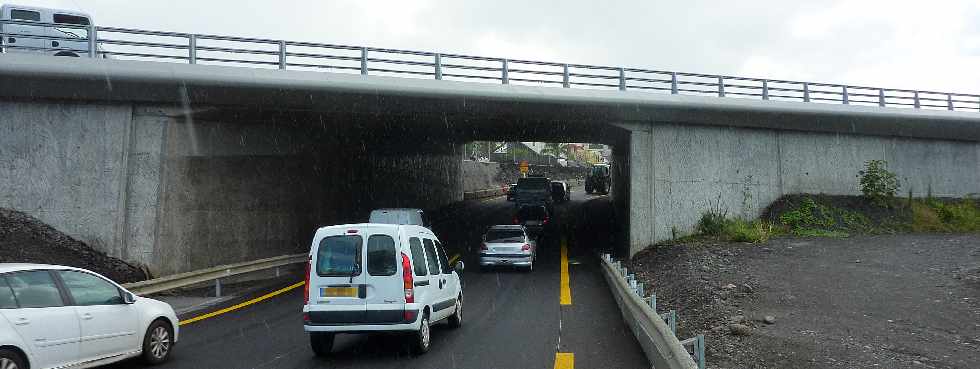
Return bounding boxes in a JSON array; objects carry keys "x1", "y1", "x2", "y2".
[
  {"x1": 179, "y1": 280, "x2": 305, "y2": 326},
  {"x1": 560, "y1": 237, "x2": 571, "y2": 305},
  {"x1": 554, "y1": 352, "x2": 574, "y2": 369}
]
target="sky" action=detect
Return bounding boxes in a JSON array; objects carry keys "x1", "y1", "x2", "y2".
[{"x1": 23, "y1": 0, "x2": 980, "y2": 93}]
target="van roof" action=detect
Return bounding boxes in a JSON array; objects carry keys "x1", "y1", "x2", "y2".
[
  {"x1": 315, "y1": 223, "x2": 432, "y2": 235},
  {"x1": 1, "y1": 4, "x2": 92, "y2": 17}
]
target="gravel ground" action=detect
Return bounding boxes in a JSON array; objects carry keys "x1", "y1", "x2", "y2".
[
  {"x1": 629, "y1": 234, "x2": 980, "y2": 369},
  {"x1": 0, "y1": 208, "x2": 147, "y2": 283}
]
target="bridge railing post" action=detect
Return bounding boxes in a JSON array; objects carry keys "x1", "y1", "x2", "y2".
[
  {"x1": 947, "y1": 93, "x2": 954, "y2": 111},
  {"x1": 670, "y1": 72, "x2": 678, "y2": 94},
  {"x1": 717, "y1": 76, "x2": 725, "y2": 97},
  {"x1": 562, "y1": 64, "x2": 570, "y2": 88},
  {"x1": 278, "y1": 40, "x2": 286, "y2": 70},
  {"x1": 434, "y1": 53, "x2": 442, "y2": 80},
  {"x1": 762, "y1": 80, "x2": 769, "y2": 100},
  {"x1": 619, "y1": 67, "x2": 626, "y2": 91},
  {"x1": 803, "y1": 82, "x2": 810, "y2": 102},
  {"x1": 913, "y1": 91, "x2": 921, "y2": 108},
  {"x1": 501, "y1": 59, "x2": 509, "y2": 84},
  {"x1": 360, "y1": 47, "x2": 368, "y2": 75},
  {"x1": 87, "y1": 25, "x2": 97, "y2": 58},
  {"x1": 188, "y1": 34, "x2": 197, "y2": 64},
  {"x1": 842, "y1": 85, "x2": 849, "y2": 105},
  {"x1": 878, "y1": 88, "x2": 886, "y2": 107}
]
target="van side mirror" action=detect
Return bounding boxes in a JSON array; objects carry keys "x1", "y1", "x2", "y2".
[
  {"x1": 454, "y1": 261, "x2": 465, "y2": 272},
  {"x1": 123, "y1": 291, "x2": 136, "y2": 304}
]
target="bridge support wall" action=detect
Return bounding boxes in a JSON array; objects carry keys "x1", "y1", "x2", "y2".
[{"x1": 625, "y1": 122, "x2": 980, "y2": 257}]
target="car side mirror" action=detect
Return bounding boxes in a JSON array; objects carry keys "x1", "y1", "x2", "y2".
[
  {"x1": 123, "y1": 291, "x2": 136, "y2": 304},
  {"x1": 454, "y1": 261, "x2": 465, "y2": 272}
]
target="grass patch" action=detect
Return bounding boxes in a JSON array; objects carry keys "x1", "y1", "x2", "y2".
[{"x1": 695, "y1": 212, "x2": 773, "y2": 243}]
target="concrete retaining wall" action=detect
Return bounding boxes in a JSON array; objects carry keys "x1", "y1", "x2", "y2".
[
  {"x1": 0, "y1": 100, "x2": 464, "y2": 276},
  {"x1": 626, "y1": 122, "x2": 980, "y2": 256},
  {"x1": 461, "y1": 160, "x2": 502, "y2": 192}
]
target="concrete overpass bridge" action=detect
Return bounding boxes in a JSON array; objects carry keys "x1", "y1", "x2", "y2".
[{"x1": 2, "y1": 28, "x2": 979, "y2": 276}]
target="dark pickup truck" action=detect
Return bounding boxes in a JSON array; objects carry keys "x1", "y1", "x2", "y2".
[{"x1": 513, "y1": 176, "x2": 554, "y2": 212}]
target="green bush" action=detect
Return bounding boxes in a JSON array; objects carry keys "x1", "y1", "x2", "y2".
[
  {"x1": 779, "y1": 197, "x2": 834, "y2": 229},
  {"x1": 928, "y1": 200, "x2": 980, "y2": 232},
  {"x1": 697, "y1": 211, "x2": 728, "y2": 236},
  {"x1": 858, "y1": 160, "x2": 899, "y2": 206},
  {"x1": 695, "y1": 212, "x2": 772, "y2": 243}
]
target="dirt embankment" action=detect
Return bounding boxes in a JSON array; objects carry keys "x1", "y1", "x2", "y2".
[{"x1": 0, "y1": 208, "x2": 147, "y2": 283}]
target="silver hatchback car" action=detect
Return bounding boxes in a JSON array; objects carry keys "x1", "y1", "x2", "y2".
[{"x1": 478, "y1": 225, "x2": 537, "y2": 271}]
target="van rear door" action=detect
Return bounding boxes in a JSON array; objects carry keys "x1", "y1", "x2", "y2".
[
  {"x1": 309, "y1": 230, "x2": 367, "y2": 324},
  {"x1": 362, "y1": 228, "x2": 405, "y2": 323}
]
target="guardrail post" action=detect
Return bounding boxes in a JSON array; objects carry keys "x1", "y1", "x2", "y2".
[
  {"x1": 913, "y1": 91, "x2": 921, "y2": 108},
  {"x1": 618, "y1": 67, "x2": 626, "y2": 91},
  {"x1": 562, "y1": 64, "x2": 570, "y2": 88},
  {"x1": 671, "y1": 72, "x2": 678, "y2": 94},
  {"x1": 434, "y1": 53, "x2": 442, "y2": 80},
  {"x1": 636, "y1": 282, "x2": 644, "y2": 297},
  {"x1": 717, "y1": 76, "x2": 725, "y2": 97},
  {"x1": 668, "y1": 309, "x2": 677, "y2": 335},
  {"x1": 947, "y1": 93, "x2": 954, "y2": 110},
  {"x1": 648, "y1": 293, "x2": 657, "y2": 311},
  {"x1": 188, "y1": 34, "x2": 197, "y2": 64},
  {"x1": 695, "y1": 334, "x2": 705, "y2": 369},
  {"x1": 842, "y1": 85, "x2": 849, "y2": 105},
  {"x1": 762, "y1": 80, "x2": 769, "y2": 100},
  {"x1": 803, "y1": 82, "x2": 810, "y2": 102},
  {"x1": 215, "y1": 279, "x2": 222, "y2": 298},
  {"x1": 278, "y1": 40, "x2": 287, "y2": 70},
  {"x1": 878, "y1": 88, "x2": 886, "y2": 107},
  {"x1": 360, "y1": 47, "x2": 368, "y2": 75},
  {"x1": 501, "y1": 59, "x2": 509, "y2": 84},
  {"x1": 87, "y1": 25, "x2": 97, "y2": 58}
]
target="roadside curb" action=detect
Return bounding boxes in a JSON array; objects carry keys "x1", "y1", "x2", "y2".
[{"x1": 598, "y1": 254, "x2": 700, "y2": 369}]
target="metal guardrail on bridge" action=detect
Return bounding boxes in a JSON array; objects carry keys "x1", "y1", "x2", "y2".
[
  {"x1": 2, "y1": 19, "x2": 979, "y2": 112},
  {"x1": 121, "y1": 254, "x2": 307, "y2": 296}
]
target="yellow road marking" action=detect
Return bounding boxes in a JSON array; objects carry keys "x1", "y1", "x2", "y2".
[
  {"x1": 560, "y1": 237, "x2": 571, "y2": 305},
  {"x1": 179, "y1": 281, "x2": 305, "y2": 326},
  {"x1": 449, "y1": 253, "x2": 460, "y2": 265},
  {"x1": 554, "y1": 352, "x2": 574, "y2": 369}
]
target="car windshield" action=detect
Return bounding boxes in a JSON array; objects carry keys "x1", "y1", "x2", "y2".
[{"x1": 485, "y1": 229, "x2": 525, "y2": 243}]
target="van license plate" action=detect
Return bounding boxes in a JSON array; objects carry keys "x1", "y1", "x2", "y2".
[{"x1": 322, "y1": 287, "x2": 358, "y2": 298}]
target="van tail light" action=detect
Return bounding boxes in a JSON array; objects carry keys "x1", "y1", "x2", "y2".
[
  {"x1": 522, "y1": 243, "x2": 531, "y2": 252},
  {"x1": 401, "y1": 252, "x2": 414, "y2": 304},
  {"x1": 303, "y1": 256, "x2": 312, "y2": 305},
  {"x1": 543, "y1": 216, "x2": 549, "y2": 225},
  {"x1": 480, "y1": 243, "x2": 488, "y2": 252}
]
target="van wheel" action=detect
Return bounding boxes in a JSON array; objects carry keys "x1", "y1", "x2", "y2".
[
  {"x1": 410, "y1": 313, "x2": 431, "y2": 355},
  {"x1": 0, "y1": 349, "x2": 27, "y2": 369},
  {"x1": 447, "y1": 296, "x2": 462, "y2": 329},
  {"x1": 142, "y1": 320, "x2": 174, "y2": 364},
  {"x1": 310, "y1": 333, "x2": 335, "y2": 357}
]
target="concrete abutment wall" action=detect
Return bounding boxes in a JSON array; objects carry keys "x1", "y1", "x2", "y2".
[
  {"x1": 1, "y1": 100, "x2": 464, "y2": 276},
  {"x1": 624, "y1": 122, "x2": 980, "y2": 256}
]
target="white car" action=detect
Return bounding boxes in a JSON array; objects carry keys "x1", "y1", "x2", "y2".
[
  {"x1": 303, "y1": 223, "x2": 463, "y2": 356},
  {"x1": 0, "y1": 264, "x2": 179, "y2": 369}
]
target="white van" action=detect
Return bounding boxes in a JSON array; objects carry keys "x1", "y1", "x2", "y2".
[
  {"x1": 303, "y1": 223, "x2": 464, "y2": 356},
  {"x1": 0, "y1": 4, "x2": 94, "y2": 57}
]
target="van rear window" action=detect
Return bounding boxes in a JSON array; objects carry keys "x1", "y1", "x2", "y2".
[
  {"x1": 10, "y1": 10, "x2": 40, "y2": 21},
  {"x1": 53, "y1": 14, "x2": 90, "y2": 25},
  {"x1": 316, "y1": 235, "x2": 362, "y2": 277},
  {"x1": 366, "y1": 235, "x2": 396, "y2": 276},
  {"x1": 517, "y1": 177, "x2": 550, "y2": 191}
]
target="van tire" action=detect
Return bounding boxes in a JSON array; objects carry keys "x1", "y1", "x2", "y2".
[
  {"x1": 447, "y1": 296, "x2": 462, "y2": 329},
  {"x1": 310, "y1": 333, "x2": 334, "y2": 357},
  {"x1": 410, "y1": 313, "x2": 431, "y2": 355},
  {"x1": 0, "y1": 348, "x2": 27, "y2": 369}
]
